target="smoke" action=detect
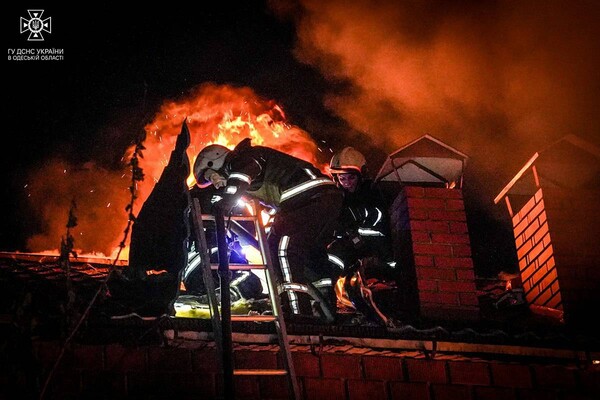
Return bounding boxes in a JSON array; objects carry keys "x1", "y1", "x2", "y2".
[
  {"x1": 273, "y1": 0, "x2": 600, "y2": 193},
  {"x1": 25, "y1": 159, "x2": 132, "y2": 257}
]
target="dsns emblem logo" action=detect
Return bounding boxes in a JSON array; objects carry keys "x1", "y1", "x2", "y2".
[{"x1": 20, "y1": 9, "x2": 52, "y2": 41}]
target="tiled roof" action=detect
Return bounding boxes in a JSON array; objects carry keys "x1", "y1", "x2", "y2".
[{"x1": 2, "y1": 252, "x2": 598, "y2": 363}]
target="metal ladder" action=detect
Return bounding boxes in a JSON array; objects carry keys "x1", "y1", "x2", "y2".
[{"x1": 189, "y1": 197, "x2": 300, "y2": 400}]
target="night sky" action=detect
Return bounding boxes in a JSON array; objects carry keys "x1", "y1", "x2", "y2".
[{"x1": 4, "y1": 1, "x2": 600, "y2": 277}]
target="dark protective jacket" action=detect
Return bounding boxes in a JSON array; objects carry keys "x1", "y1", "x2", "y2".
[
  {"x1": 337, "y1": 178, "x2": 392, "y2": 241},
  {"x1": 217, "y1": 138, "x2": 337, "y2": 210},
  {"x1": 328, "y1": 177, "x2": 394, "y2": 279}
]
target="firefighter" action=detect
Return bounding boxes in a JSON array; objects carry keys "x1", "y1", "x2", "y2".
[
  {"x1": 193, "y1": 138, "x2": 344, "y2": 322},
  {"x1": 327, "y1": 146, "x2": 396, "y2": 326}
]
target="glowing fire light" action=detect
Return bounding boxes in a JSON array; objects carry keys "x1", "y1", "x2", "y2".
[{"x1": 25, "y1": 83, "x2": 322, "y2": 259}]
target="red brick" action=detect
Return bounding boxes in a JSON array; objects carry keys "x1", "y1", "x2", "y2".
[
  {"x1": 458, "y1": 292, "x2": 480, "y2": 306},
  {"x1": 233, "y1": 375, "x2": 260, "y2": 399},
  {"x1": 390, "y1": 382, "x2": 430, "y2": 400},
  {"x1": 448, "y1": 361, "x2": 490, "y2": 385},
  {"x1": 528, "y1": 198, "x2": 546, "y2": 223},
  {"x1": 362, "y1": 355, "x2": 404, "y2": 381},
  {"x1": 520, "y1": 262, "x2": 536, "y2": 283},
  {"x1": 321, "y1": 353, "x2": 362, "y2": 379},
  {"x1": 516, "y1": 195, "x2": 537, "y2": 222},
  {"x1": 536, "y1": 245, "x2": 554, "y2": 269},
  {"x1": 105, "y1": 344, "x2": 146, "y2": 371},
  {"x1": 408, "y1": 197, "x2": 446, "y2": 210},
  {"x1": 516, "y1": 233, "x2": 525, "y2": 249},
  {"x1": 514, "y1": 216, "x2": 531, "y2": 237},
  {"x1": 456, "y1": 269, "x2": 475, "y2": 280},
  {"x1": 190, "y1": 347, "x2": 218, "y2": 374},
  {"x1": 292, "y1": 351, "x2": 320, "y2": 377},
  {"x1": 419, "y1": 291, "x2": 459, "y2": 305},
  {"x1": 473, "y1": 386, "x2": 517, "y2": 400},
  {"x1": 438, "y1": 281, "x2": 477, "y2": 293},
  {"x1": 412, "y1": 232, "x2": 432, "y2": 243},
  {"x1": 171, "y1": 372, "x2": 216, "y2": 396},
  {"x1": 413, "y1": 243, "x2": 452, "y2": 256},
  {"x1": 449, "y1": 222, "x2": 469, "y2": 234},
  {"x1": 409, "y1": 209, "x2": 430, "y2": 220},
  {"x1": 532, "y1": 223, "x2": 549, "y2": 246},
  {"x1": 431, "y1": 233, "x2": 470, "y2": 245},
  {"x1": 416, "y1": 267, "x2": 456, "y2": 280},
  {"x1": 429, "y1": 210, "x2": 467, "y2": 222},
  {"x1": 234, "y1": 349, "x2": 278, "y2": 370},
  {"x1": 434, "y1": 256, "x2": 474, "y2": 268},
  {"x1": 512, "y1": 210, "x2": 522, "y2": 226},
  {"x1": 490, "y1": 364, "x2": 532, "y2": 388},
  {"x1": 539, "y1": 210, "x2": 548, "y2": 225},
  {"x1": 73, "y1": 344, "x2": 104, "y2": 370},
  {"x1": 259, "y1": 375, "x2": 292, "y2": 399},
  {"x1": 348, "y1": 379, "x2": 387, "y2": 400},
  {"x1": 517, "y1": 239, "x2": 533, "y2": 261},
  {"x1": 147, "y1": 346, "x2": 191, "y2": 372},
  {"x1": 452, "y1": 245, "x2": 472, "y2": 257},
  {"x1": 415, "y1": 255, "x2": 435, "y2": 267},
  {"x1": 446, "y1": 199, "x2": 465, "y2": 211},
  {"x1": 533, "y1": 365, "x2": 577, "y2": 387},
  {"x1": 304, "y1": 377, "x2": 345, "y2": 400},
  {"x1": 81, "y1": 371, "x2": 126, "y2": 398},
  {"x1": 405, "y1": 359, "x2": 447, "y2": 383},
  {"x1": 418, "y1": 280, "x2": 439, "y2": 291},
  {"x1": 430, "y1": 383, "x2": 472, "y2": 400},
  {"x1": 410, "y1": 220, "x2": 450, "y2": 233},
  {"x1": 526, "y1": 240, "x2": 546, "y2": 263},
  {"x1": 516, "y1": 388, "x2": 560, "y2": 400},
  {"x1": 405, "y1": 186, "x2": 425, "y2": 197},
  {"x1": 424, "y1": 187, "x2": 463, "y2": 199}
]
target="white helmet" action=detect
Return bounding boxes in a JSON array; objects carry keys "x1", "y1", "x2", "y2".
[
  {"x1": 329, "y1": 146, "x2": 367, "y2": 175},
  {"x1": 193, "y1": 144, "x2": 230, "y2": 186}
]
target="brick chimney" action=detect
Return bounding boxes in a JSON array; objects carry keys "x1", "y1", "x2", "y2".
[
  {"x1": 494, "y1": 135, "x2": 600, "y2": 327},
  {"x1": 377, "y1": 135, "x2": 479, "y2": 321}
]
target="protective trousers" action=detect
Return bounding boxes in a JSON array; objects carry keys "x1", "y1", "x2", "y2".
[{"x1": 268, "y1": 189, "x2": 343, "y2": 317}]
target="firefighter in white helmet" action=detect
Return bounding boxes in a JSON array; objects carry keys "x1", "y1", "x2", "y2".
[
  {"x1": 327, "y1": 146, "x2": 396, "y2": 326},
  {"x1": 194, "y1": 138, "x2": 344, "y2": 322}
]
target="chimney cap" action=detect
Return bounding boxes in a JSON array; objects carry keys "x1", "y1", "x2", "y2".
[{"x1": 375, "y1": 134, "x2": 468, "y2": 187}]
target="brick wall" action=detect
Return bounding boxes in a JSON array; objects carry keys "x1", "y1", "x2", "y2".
[
  {"x1": 17, "y1": 341, "x2": 599, "y2": 400},
  {"x1": 510, "y1": 187, "x2": 562, "y2": 318},
  {"x1": 537, "y1": 187, "x2": 600, "y2": 326},
  {"x1": 389, "y1": 186, "x2": 479, "y2": 321},
  {"x1": 510, "y1": 186, "x2": 600, "y2": 326}
]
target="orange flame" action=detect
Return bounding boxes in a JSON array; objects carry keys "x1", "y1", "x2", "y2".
[
  {"x1": 132, "y1": 83, "x2": 320, "y2": 201},
  {"x1": 25, "y1": 83, "x2": 321, "y2": 259}
]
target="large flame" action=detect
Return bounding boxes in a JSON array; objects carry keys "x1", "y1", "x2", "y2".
[
  {"x1": 135, "y1": 83, "x2": 319, "y2": 201},
  {"x1": 24, "y1": 83, "x2": 320, "y2": 259}
]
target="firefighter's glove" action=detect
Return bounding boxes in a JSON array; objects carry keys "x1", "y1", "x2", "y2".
[{"x1": 208, "y1": 172, "x2": 228, "y2": 189}]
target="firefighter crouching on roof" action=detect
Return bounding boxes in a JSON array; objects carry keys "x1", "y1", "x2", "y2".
[
  {"x1": 193, "y1": 138, "x2": 344, "y2": 323},
  {"x1": 327, "y1": 146, "x2": 397, "y2": 326}
]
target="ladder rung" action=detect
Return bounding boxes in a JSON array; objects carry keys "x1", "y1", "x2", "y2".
[
  {"x1": 210, "y1": 263, "x2": 266, "y2": 270},
  {"x1": 201, "y1": 214, "x2": 258, "y2": 222},
  {"x1": 234, "y1": 369, "x2": 288, "y2": 376},
  {"x1": 231, "y1": 315, "x2": 277, "y2": 322}
]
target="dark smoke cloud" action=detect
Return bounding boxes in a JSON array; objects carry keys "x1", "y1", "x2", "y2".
[{"x1": 274, "y1": 0, "x2": 600, "y2": 191}]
